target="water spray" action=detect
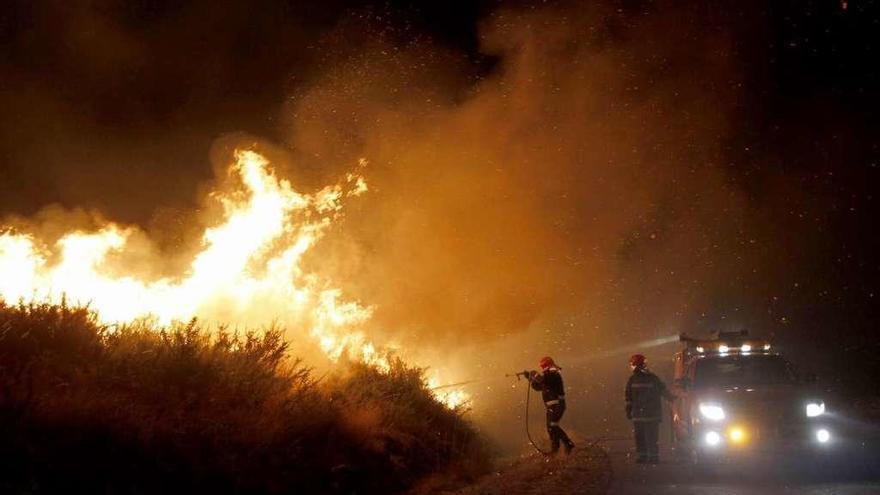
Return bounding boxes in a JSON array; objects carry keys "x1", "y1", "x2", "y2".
[
  {"x1": 427, "y1": 371, "x2": 551, "y2": 454},
  {"x1": 431, "y1": 334, "x2": 681, "y2": 391},
  {"x1": 429, "y1": 378, "x2": 489, "y2": 391},
  {"x1": 564, "y1": 334, "x2": 681, "y2": 367}
]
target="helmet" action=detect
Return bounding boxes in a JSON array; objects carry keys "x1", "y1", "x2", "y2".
[
  {"x1": 629, "y1": 354, "x2": 647, "y2": 368},
  {"x1": 539, "y1": 356, "x2": 556, "y2": 369}
]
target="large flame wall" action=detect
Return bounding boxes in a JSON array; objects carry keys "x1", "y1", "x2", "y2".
[{"x1": 0, "y1": 149, "x2": 466, "y2": 408}]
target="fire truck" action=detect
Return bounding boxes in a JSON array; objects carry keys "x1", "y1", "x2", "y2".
[{"x1": 670, "y1": 330, "x2": 832, "y2": 463}]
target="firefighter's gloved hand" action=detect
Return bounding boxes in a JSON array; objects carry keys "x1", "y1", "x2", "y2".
[
  {"x1": 528, "y1": 370, "x2": 539, "y2": 379},
  {"x1": 522, "y1": 370, "x2": 531, "y2": 380}
]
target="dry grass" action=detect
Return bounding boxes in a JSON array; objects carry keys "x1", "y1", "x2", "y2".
[{"x1": 0, "y1": 301, "x2": 489, "y2": 494}]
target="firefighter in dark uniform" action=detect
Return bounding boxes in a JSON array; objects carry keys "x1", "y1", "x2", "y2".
[
  {"x1": 526, "y1": 356, "x2": 575, "y2": 454},
  {"x1": 625, "y1": 354, "x2": 674, "y2": 464}
]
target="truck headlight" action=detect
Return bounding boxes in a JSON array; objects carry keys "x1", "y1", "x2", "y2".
[
  {"x1": 705, "y1": 431, "x2": 722, "y2": 446},
  {"x1": 699, "y1": 403, "x2": 726, "y2": 421},
  {"x1": 806, "y1": 402, "x2": 825, "y2": 417}
]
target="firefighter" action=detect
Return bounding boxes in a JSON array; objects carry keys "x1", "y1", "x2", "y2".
[
  {"x1": 625, "y1": 354, "x2": 674, "y2": 464},
  {"x1": 525, "y1": 356, "x2": 575, "y2": 454}
]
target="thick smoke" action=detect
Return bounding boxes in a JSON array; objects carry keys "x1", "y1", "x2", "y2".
[
  {"x1": 287, "y1": 3, "x2": 752, "y2": 351},
  {"x1": 273, "y1": 3, "x2": 810, "y2": 449}
]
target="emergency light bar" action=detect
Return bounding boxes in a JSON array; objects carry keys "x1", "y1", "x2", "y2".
[{"x1": 679, "y1": 331, "x2": 772, "y2": 357}]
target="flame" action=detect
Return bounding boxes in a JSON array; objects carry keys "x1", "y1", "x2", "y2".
[
  {"x1": 0, "y1": 149, "x2": 467, "y2": 408},
  {"x1": 426, "y1": 375, "x2": 471, "y2": 410}
]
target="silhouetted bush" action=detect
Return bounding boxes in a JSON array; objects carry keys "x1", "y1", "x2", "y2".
[{"x1": 0, "y1": 301, "x2": 488, "y2": 494}]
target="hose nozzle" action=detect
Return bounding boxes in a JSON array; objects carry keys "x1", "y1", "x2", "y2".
[{"x1": 506, "y1": 370, "x2": 533, "y2": 381}]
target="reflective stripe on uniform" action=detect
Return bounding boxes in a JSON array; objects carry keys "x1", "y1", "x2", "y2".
[
  {"x1": 545, "y1": 399, "x2": 560, "y2": 406},
  {"x1": 549, "y1": 422, "x2": 559, "y2": 426},
  {"x1": 630, "y1": 383, "x2": 655, "y2": 388}
]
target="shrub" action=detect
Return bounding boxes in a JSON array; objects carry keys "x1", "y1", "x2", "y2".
[{"x1": 0, "y1": 301, "x2": 488, "y2": 494}]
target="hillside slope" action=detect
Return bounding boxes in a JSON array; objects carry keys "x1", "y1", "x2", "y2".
[{"x1": 0, "y1": 301, "x2": 489, "y2": 494}]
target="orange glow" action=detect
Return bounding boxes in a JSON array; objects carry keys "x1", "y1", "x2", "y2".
[
  {"x1": 728, "y1": 426, "x2": 747, "y2": 444},
  {"x1": 0, "y1": 149, "x2": 467, "y2": 408}
]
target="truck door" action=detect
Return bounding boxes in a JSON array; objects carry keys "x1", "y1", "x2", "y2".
[
  {"x1": 671, "y1": 352, "x2": 687, "y2": 442},
  {"x1": 672, "y1": 355, "x2": 697, "y2": 443}
]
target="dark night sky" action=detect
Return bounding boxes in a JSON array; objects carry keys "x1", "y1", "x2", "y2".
[
  {"x1": 0, "y1": 0, "x2": 496, "y2": 221},
  {"x1": 1, "y1": 0, "x2": 879, "y2": 391}
]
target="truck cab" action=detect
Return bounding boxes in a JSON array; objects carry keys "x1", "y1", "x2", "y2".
[{"x1": 671, "y1": 331, "x2": 832, "y2": 461}]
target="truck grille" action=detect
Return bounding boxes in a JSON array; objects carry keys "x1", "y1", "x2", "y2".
[{"x1": 731, "y1": 402, "x2": 805, "y2": 441}]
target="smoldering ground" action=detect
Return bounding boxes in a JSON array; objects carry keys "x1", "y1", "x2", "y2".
[{"x1": 2, "y1": 0, "x2": 879, "y2": 450}]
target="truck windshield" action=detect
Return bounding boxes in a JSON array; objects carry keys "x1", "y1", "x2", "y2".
[{"x1": 694, "y1": 355, "x2": 796, "y2": 387}]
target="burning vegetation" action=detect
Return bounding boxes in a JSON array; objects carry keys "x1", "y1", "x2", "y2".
[
  {"x1": 0, "y1": 149, "x2": 467, "y2": 409},
  {"x1": 0, "y1": 147, "x2": 479, "y2": 492},
  {"x1": 0, "y1": 301, "x2": 489, "y2": 493},
  {"x1": 0, "y1": 148, "x2": 478, "y2": 490}
]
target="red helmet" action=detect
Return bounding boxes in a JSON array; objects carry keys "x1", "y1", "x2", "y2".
[
  {"x1": 630, "y1": 354, "x2": 646, "y2": 368},
  {"x1": 539, "y1": 356, "x2": 556, "y2": 369}
]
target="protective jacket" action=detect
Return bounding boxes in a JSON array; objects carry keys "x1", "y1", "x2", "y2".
[
  {"x1": 625, "y1": 368, "x2": 673, "y2": 422},
  {"x1": 528, "y1": 367, "x2": 573, "y2": 453},
  {"x1": 530, "y1": 368, "x2": 565, "y2": 406}
]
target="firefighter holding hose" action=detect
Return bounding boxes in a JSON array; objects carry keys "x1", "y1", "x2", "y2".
[{"x1": 524, "y1": 356, "x2": 575, "y2": 455}]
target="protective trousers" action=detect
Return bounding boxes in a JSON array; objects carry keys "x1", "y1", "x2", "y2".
[
  {"x1": 633, "y1": 421, "x2": 659, "y2": 462},
  {"x1": 546, "y1": 403, "x2": 574, "y2": 453}
]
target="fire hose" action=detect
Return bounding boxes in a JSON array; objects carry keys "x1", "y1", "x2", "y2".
[
  {"x1": 508, "y1": 371, "x2": 553, "y2": 456},
  {"x1": 523, "y1": 377, "x2": 554, "y2": 456},
  {"x1": 432, "y1": 373, "x2": 559, "y2": 455},
  {"x1": 508, "y1": 372, "x2": 622, "y2": 457}
]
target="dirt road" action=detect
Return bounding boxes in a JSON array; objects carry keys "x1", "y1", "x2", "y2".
[
  {"x1": 433, "y1": 431, "x2": 880, "y2": 495},
  {"x1": 604, "y1": 437, "x2": 880, "y2": 495},
  {"x1": 438, "y1": 446, "x2": 611, "y2": 495}
]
